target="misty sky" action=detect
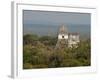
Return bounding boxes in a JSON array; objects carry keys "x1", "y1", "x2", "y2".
[{"x1": 23, "y1": 10, "x2": 91, "y2": 38}]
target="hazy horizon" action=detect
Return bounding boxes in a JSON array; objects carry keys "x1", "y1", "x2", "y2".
[{"x1": 23, "y1": 10, "x2": 91, "y2": 39}]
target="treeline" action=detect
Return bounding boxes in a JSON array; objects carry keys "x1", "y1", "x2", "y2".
[{"x1": 23, "y1": 34, "x2": 91, "y2": 69}]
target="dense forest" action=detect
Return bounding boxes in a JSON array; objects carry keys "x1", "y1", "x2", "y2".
[{"x1": 23, "y1": 34, "x2": 91, "y2": 69}]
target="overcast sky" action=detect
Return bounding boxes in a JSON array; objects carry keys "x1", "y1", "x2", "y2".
[
  {"x1": 23, "y1": 10, "x2": 90, "y2": 25},
  {"x1": 23, "y1": 10, "x2": 91, "y2": 38}
]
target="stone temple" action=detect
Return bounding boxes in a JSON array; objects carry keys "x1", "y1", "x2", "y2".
[{"x1": 55, "y1": 25, "x2": 80, "y2": 49}]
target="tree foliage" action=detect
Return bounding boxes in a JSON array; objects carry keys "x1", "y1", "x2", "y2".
[{"x1": 23, "y1": 34, "x2": 91, "y2": 69}]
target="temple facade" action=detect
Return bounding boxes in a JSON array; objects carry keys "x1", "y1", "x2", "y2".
[{"x1": 56, "y1": 25, "x2": 80, "y2": 48}]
